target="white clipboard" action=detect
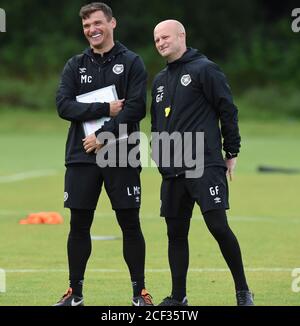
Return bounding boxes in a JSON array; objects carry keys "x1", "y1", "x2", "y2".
[{"x1": 76, "y1": 85, "x2": 118, "y2": 136}]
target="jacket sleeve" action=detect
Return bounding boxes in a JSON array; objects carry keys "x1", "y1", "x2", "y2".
[
  {"x1": 56, "y1": 58, "x2": 109, "y2": 122},
  {"x1": 95, "y1": 56, "x2": 147, "y2": 137},
  {"x1": 200, "y1": 62, "x2": 241, "y2": 154}
]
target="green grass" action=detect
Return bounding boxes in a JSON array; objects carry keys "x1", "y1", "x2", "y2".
[{"x1": 0, "y1": 110, "x2": 300, "y2": 306}]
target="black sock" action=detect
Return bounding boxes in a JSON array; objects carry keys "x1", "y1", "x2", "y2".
[
  {"x1": 203, "y1": 209, "x2": 249, "y2": 291},
  {"x1": 165, "y1": 217, "x2": 190, "y2": 302},
  {"x1": 132, "y1": 280, "x2": 145, "y2": 297},
  {"x1": 70, "y1": 279, "x2": 83, "y2": 297}
]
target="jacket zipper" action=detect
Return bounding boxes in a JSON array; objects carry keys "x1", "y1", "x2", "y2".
[{"x1": 163, "y1": 66, "x2": 184, "y2": 177}]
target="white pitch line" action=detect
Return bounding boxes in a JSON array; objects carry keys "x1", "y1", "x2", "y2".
[
  {"x1": 4, "y1": 267, "x2": 295, "y2": 273},
  {"x1": 0, "y1": 170, "x2": 57, "y2": 183},
  {"x1": 229, "y1": 216, "x2": 300, "y2": 224}
]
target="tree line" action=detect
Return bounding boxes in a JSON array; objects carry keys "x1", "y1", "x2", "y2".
[{"x1": 0, "y1": 0, "x2": 299, "y2": 90}]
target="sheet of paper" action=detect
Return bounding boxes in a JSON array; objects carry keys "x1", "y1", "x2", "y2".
[{"x1": 76, "y1": 85, "x2": 118, "y2": 136}]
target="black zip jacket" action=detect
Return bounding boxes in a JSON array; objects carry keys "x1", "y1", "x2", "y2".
[
  {"x1": 56, "y1": 42, "x2": 147, "y2": 165},
  {"x1": 151, "y1": 48, "x2": 241, "y2": 178}
]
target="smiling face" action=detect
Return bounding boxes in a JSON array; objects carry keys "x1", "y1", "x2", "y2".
[
  {"x1": 154, "y1": 20, "x2": 187, "y2": 63},
  {"x1": 82, "y1": 10, "x2": 116, "y2": 54}
]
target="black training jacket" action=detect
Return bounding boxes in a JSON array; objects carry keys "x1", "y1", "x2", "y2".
[
  {"x1": 56, "y1": 41, "x2": 147, "y2": 165},
  {"x1": 151, "y1": 48, "x2": 241, "y2": 178}
]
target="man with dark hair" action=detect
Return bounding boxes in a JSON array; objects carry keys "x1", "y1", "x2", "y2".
[
  {"x1": 79, "y1": 2, "x2": 113, "y2": 20},
  {"x1": 54, "y1": 2, "x2": 153, "y2": 306},
  {"x1": 151, "y1": 20, "x2": 254, "y2": 306}
]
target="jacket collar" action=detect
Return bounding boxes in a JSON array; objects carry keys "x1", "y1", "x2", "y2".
[
  {"x1": 83, "y1": 41, "x2": 128, "y2": 64},
  {"x1": 167, "y1": 47, "x2": 206, "y2": 67}
]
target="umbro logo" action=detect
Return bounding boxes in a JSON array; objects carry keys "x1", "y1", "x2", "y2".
[
  {"x1": 156, "y1": 85, "x2": 164, "y2": 103},
  {"x1": 157, "y1": 86, "x2": 164, "y2": 93},
  {"x1": 214, "y1": 197, "x2": 222, "y2": 204}
]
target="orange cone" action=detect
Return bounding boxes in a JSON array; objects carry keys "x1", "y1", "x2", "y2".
[{"x1": 19, "y1": 212, "x2": 63, "y2": 224}]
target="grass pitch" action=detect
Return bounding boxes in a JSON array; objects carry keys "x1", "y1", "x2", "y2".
[{"x1": 0, "y1": 110, "x2": 299, "y2": 306}]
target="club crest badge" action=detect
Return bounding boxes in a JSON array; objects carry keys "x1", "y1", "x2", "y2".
[
  {"x1": 64, "y1": 192, "x2": 68, "y2": 202},
  {"x1": 181, "y1": 74, "x2": 191, "y2": 86},
  {"x1": 113, "y1": 64, "x2": 124, "y2": 75}
]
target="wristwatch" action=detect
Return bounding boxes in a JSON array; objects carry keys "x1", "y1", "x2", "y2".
[{"x1": 225, "y1": 152, "x2": 238, "y2": 159}]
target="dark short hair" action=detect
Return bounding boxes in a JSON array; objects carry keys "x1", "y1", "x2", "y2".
[{"x1": 79, "y1": 2, "x2": 113, "y2": 21}]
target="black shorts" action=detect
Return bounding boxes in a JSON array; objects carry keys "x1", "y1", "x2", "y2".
[
  {"x1": 160, "y1": 167, "x2": 229, "y2": 218},
  {"x1": 64, "y1": 164, "x2": 141, "y2": 210}
]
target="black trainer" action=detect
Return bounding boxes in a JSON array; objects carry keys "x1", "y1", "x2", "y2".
[
  {"x1": 158, "y1": 296, "x2": 188, "y2": 306},
  {"x1": 236, "y1": 290, "x2": 254, "y2": 306},
  {"x1": 132, "y1": 289, "x2": 154, "y2": 306},
  {"x1": 53, "y1": 288, "x2": 84, "y2": 306}
]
